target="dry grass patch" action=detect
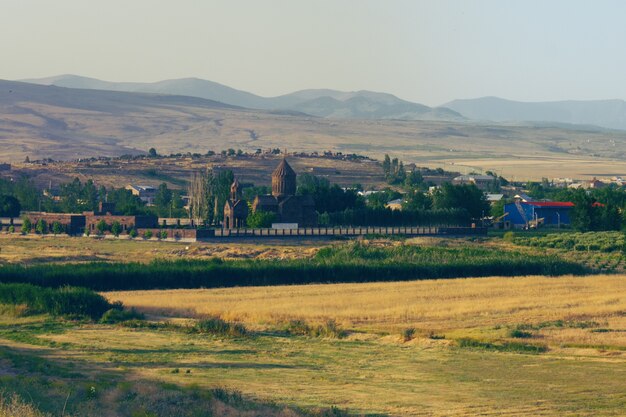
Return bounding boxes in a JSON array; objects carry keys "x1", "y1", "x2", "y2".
[{"x1": 107, "y1": 275, "x2": 626, "y2": 347}]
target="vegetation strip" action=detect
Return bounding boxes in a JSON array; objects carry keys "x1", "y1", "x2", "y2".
[{"x1": 0, "y1": 243, "x2": 587, "y2": 291}]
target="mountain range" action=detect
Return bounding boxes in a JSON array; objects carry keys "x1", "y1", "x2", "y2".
[
  {"x1": 22, "y1": 75, "x2": 462, "y2": 122},
  {"x1": 444, "y1": 96, "x2": 626, "y2": 131}
]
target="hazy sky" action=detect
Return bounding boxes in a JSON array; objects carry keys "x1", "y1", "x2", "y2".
[{"x1": 2, "y1": 0, "x2": 626, "y2": 105}]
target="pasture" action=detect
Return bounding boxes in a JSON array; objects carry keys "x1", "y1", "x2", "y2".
[{"x1": 0, "y1": 275, "x2": 625, "y2": 416}]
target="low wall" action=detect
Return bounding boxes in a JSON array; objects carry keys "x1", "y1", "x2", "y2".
[{"x1": 213, "y1": 226, "x2": 486, "y2": 238}]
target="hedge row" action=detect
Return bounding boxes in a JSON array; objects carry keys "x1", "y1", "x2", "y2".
[{"x1": 0, "y1": 245, "x2": 588, "y2": 291}]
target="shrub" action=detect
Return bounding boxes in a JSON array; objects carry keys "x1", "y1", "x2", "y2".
[
  {"x1": 111, "y1": 221, "x2": 122, "y2": 237},
  {"x1": 8, "y1": 225, "x2": 14, "y2": 233},
  {"x1": 457, "y1": 337, "x2": 547, "y2": 353},
  {"x1": 0, "y1": 283, "x2": 115, "y2": 319},
  {"x1": 312, "y1": 319, "x2": 345, "y2": 339},
  {"x1": 159, "y1": 230, "x2": 168, "y2": 240},
  {"x1": 35, "y1": 219, "x2": 47, "y2": 235},
  {"x1": 503, "y1": 231, "x2": 515, "y2": 242},
  {"x1": 51, "y1": 221, "x2": 64, "y2": 235},
  {"x1": 21, "y1": 218, "x2": 32, "y2": 234},
  {"x1": 509, "y1": 329, "x2": 533, "y2": 338},
  {"x1": 143, "y1": 230, "x2": 153, "y2": 239},
  {"x1": 96, "y1": 220, "x2": 108, "y2": 235},
  {"x1": 402, "y1": 327, "x2": 416, "y2": 342},
  {"x1": 194, "y1": 317, "x2": 247, "y2": 337},
  {"x1": 284, "y1": 320, "x2": 311, "y2": 335},
  {"x1": 128, "y1": 228, "x2": 138, "y2": 239},
  {"x1": 100, "y1": 308, "x2": 145, "y2": 324}
]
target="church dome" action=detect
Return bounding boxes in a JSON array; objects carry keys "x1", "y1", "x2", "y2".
[
  {"x1": 272, "y1": 159, "x2": 296, "y2": 178},
  {"x1": 272, "y1": 158, "x2": 297, "y2": 197}
]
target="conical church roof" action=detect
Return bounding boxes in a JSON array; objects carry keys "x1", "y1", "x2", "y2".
[{"x1": 272, "y1": 158, "x2": 296, "y2": 177}]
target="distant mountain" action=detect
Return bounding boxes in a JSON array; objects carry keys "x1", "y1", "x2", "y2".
[
  {"x1": 445, "y1": 96, "x2": 626, "y2": 130},
  {"x1": 23, "y1": 74, "x2": 463, "y2": 121}
]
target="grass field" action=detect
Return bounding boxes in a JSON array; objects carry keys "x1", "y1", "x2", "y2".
[{"x1": 1, "y1": 275, "x2": 626, "y2": 416}]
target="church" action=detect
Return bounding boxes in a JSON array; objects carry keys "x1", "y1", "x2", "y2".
[{"x1": 223, "y1": 158, "x2": 317, "y2": 229}]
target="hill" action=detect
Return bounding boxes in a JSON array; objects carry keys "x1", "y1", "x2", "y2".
[
  {"x1": 445, "y1": 96, "x2": 626, "y2": 130},
  {"x1": 3, "y1": 79, "x2": 626, "y2": 180},
  {"x1": 23, "y1": 74, "x2": 463, "y2": 121}
]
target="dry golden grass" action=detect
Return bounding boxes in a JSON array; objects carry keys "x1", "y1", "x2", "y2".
[
  {"x1": 108, "y1": 275, "x2": 626, "y2": 346},
  {"x1": 0, "y1": 234, "x2": 319, "y2": 265}
]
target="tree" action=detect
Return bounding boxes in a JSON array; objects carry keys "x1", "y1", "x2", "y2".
[
  {"x1": 246, "y1": 210, "x2": 277, "y2": 228},
  {"x1": 111, "y1": 221, "x2": 122, "y2": 237},
  {"x1": 21, "y1": 218, "x2": 32, "y2": 234},
  {"x1": 107, "y1": 188, "x2": 145, "y2": 215},
  {"x1": 51, "y1": 221, "x2": 64, "y2": 235},
  {"x1": 96, "y1": 220, "x2": 108, "y2": 235},
  {"x1": 159, "y1": 230, "x2": 168, "y2": 240},
  {"x1": 432, "y1": 183, "x2": 490, "y2": 219},
  {"x1": 155, "y1": 183, "x2": 173, "y2": 217},
  {"x1": 148, "y1": 148, "x2": 158, "y2": 158},
  {"x1": 128, "y1": 228, "x2": 138, "y2": 239},
  {"x1": 35, "y1": 219, "x2": 47, "y2": 235},
  {"x1": 0, "y1": 195, "x2": 21, "y2": 218},
  {"x1": 402, "y1": 190, "x2": 432, "y2": 211},
  {"x1": 143, "y1": 230, "x2": 153, "y2": 239},
  {"x1": 382, "y1": 154, "x2": 391, "y2": 177}
]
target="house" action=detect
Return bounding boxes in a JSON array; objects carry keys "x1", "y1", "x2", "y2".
[
  {"x1": 452, "y1": 174, "x2": 496, "y2": 190},
  {"x1": 125, "y1": 185, "x2": 157, "y2": 205},
  {"x1": 513, "y1": 193, "x2": 534, "y2": 202},
  {"x1": 503, "y1": 201, "x2": 574, "y2": 228},
  {"x1": 485, "y1": 193, "x2": 504, "y2": 204}
]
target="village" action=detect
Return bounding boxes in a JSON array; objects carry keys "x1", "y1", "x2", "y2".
[{"x1": 1, "y1": 150, "x2": 625, "y2": 241}]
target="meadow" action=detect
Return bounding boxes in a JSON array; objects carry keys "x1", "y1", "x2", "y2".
[{"x1": 1, "y1": 275, "x2": 626, "y2": 416}]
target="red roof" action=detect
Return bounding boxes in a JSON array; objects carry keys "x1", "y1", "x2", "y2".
[{"x1": 522, "y1": 202, "x2": 575, "y2": 208}]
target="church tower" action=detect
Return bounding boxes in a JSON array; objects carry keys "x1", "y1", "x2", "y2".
[
  {"x1": 230, "y1": 178, "x2": 241, "y2": 201},
  {"x1": 272, "y1": 158, "x2": 297, "y2": 197}
]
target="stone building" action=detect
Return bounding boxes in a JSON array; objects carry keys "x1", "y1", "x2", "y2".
[
  {"x1": 249, "y1": 159, "x2": 317, "y2": 227},
  {"x1": 223, "y1": 179, "x2": 248, "y2": 229}
]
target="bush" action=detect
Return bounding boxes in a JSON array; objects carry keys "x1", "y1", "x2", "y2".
[
  {"x1": 8, "y1": 225, "x2": 14, "y2": 233},
  {"x1": 51, "y1": 221, "x2": 64, "y2": 235},
  {"x1": 159, "y1": 230, "x2": 168, "y2": 240},
  {"x1": 143, "y1": 230, "x2": 153, "y2": 239},
  {"x1": 402, "y1": 327, "x2": 416, "y2": 342},
  {"x1": 111, "y1": 221, "x2": 122, "y2": 237},
  {"x1": 21, "y1": 218, "x2": 32, "y2": 234},
  {"x1": 96, "y1": 220, "x2": 108, "y2": 235},
  {"x1": 0, "y1": 283, "x2": 115, "y2": 319},
  {"x1": 509, "y1": 329, "x2": 533, "y2": 338},
  {"x1": 128, "y1": 228, "x2": 138, "y2": 239},
  {"x1": 503, "y1": 231, "x2": 515, "y2": 242},
  {"x1": 35, "y1": 219, "x2": 47, "y2": 235},
  {"x1": 100, "y1": 308, "x2": 145, "y2": 324},
  {"x1": 284, "y1": 320, "x2": 311, "y2": 335},
  {"x1": 194, "y1": 317, "x2": 247, "y2": 337},
  {"x1": 311, "y1": 319, "x2": 345, "y2": 339}
]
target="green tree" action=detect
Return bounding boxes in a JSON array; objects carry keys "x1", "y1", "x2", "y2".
[
  {"x1": 128, "y1": 228, "x2": 138, "y2": 239},
  {"x1": 143, "y1": 230, "x2": 153, "y2": 239},
  {"x1": 246, "y1": 210, "x2": 277, "y2": 228},
  {"x1": 111, "y1": 221, "x2": 122, "y2": 237},
  {"x1": 154, "y1": 183, "x2": 173, "y2": 217},
  {"x1": 96, "y1": 220, "x2": 108, "y2": 235},
  {"x1": 21, "y1": 218, "x2": 32, "y2": 234},
  {"x1": 35, "y1": 219, "x2": 47, "y2": 235},
  {"x1": 432, "y1": 183, "x2": 490, "y2": 219},
  {"x1": 0, "y1": 195, "x2": 21, "y2": 218},
  {"x1": 51, "y1": 221, "x2": 64, "y2": 235},
  {"x1": 159, "y1": 230, "x2": 168, "y2": 240},
  {"x1": 148, "y1": 148, "x2": 158, "y2": 158}
]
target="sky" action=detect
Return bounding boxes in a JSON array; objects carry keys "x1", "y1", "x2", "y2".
[{"x1": 2, "y1": 0, "x2": 626, "y2": 106}]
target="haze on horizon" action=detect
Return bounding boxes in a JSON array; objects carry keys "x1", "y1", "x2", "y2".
[{"x1": 2, "y1": 0, "x2": 626, "y2": 106}]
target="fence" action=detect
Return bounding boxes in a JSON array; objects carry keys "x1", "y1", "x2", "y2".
[{"x1": 212, "y1": 226, "x2": 486, "y2": 238}]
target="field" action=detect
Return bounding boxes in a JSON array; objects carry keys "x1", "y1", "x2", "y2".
[
  {"x1": 1, "y1": 234, "x2": 626, "y2": 415},
  {"x1": 1, "y1": 275, "x2": 626, "y2": 416}
]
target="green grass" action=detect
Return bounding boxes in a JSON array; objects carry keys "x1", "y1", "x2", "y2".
[
  {"x1": 1, "y1": 314, "x2": 625, "y2": 416},
  {"x1": 0, "y1": 242, "x2": 588, "y2": 291}
]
